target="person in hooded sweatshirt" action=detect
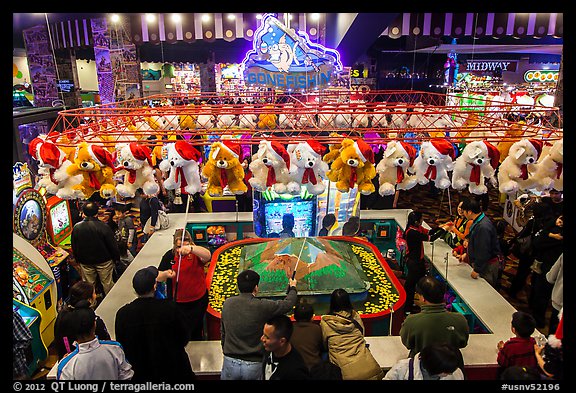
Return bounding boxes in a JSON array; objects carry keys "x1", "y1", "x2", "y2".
[{"x1": 320, "y1": 288, "x2": 384, "y2": 380}]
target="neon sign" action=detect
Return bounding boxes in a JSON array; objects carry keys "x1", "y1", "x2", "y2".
[
  {"x1": 524, "y1": 70, "x2": 559, "y2": 83},
  {"x1": 241, "y1": 14, "x2": 343, "y2": 90}
]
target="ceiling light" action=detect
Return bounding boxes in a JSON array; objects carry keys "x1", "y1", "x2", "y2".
[
  {"x1": 110, "y1": 14, "x2": 120, "y2": 23},
  {"x1": 256, "y1": 14, "x2": 262, "y2": 20},
  {"x1": 228, "y1": 14, "x2": 236, "y2": 21},
  {"x1": 202, "y1": 14, "x2": 210, "y2": 23},
  {"x1": 311, "y1": 13, "x2": 320, "y2": 21},
  {"x1": 171, "y1": 14, "x2": 181, "y2": 23},
  {"x1": 146, "y1": 14, "x2": 156, "y2": 23}
]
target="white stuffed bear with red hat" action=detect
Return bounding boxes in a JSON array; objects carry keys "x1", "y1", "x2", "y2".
[
  {"x1": 28, "y1": 133, "x2": 83, "y2": 199},
  {"x1": 452, "y1": 140, "x2": 500, "y2": 195},
  {"x1": 413, "y1": 139, "x2": 456, "y2": 190},
  {"x1": 497, "y1": 138, "x2": 543, "y2": 194},
  {"x1": 532, "y1": 138, "x2": 563, "y2": 192},
  {"x1": 115, "y1": 142, "x2": 159, "y2": 198},
  {"x1": 376, "y1": 140, "x2": 418, "y2": 196},
  {"x1": 159, "y1": 140, "x2": 202, "y2": 195},
  {"x1": 286, "y1": 139, "x2": 329, "y2": 195},
  {"x1": 248, "y1": 139, "x2": 291, "y2": 194}
]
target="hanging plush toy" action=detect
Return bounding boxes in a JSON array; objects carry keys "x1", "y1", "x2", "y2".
[
  {"x1": 322, "y1": 132, "x2": 345, "y2": 165},
  {"x1": 497, "y1": 138, "x2": 543, "y2": 194},
  {"x1": 286, "y1": 140, "x2": 328, "y2": 195},
  {"x1": 248, "y1": 139, "x2": 291, "y2": 194},
  {"x1": 159, "y1": 140, "x2": 202, "y2": 195},
  {"x1": 28, "y1": 133, "x2": 83, "y2": 200},
  {"x1": 67, "y1": 141, "x2": 117, "y2": 199},
  {"x1": 202, "y1": 140, "x2": 247, "y2": 196},
  {"x1": 376, "y1": 140, "x2": 417, "y2": 196},
  {"x1": 451, "y1": 140, "x2": 500, "y2": 195},
  {"x1": 326, "y1": 138, "x2": 376, "y2": 195},
  {"x1": 115, "y1": 142, "x2": 160, "y2": 198},
  {"x1": 257, "y1": 105, "x2": 278, "y2": 129},
  {"x1": 413, "y1": 139, "x2": 456, "y2": 190},
  {"x1": 532, "y1": 138, "x2": 563, "y2": 192}
]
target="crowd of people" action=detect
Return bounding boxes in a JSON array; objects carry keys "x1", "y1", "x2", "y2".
[{"x1": 14, "y1": 178, "x2": 562, "y2": 381}]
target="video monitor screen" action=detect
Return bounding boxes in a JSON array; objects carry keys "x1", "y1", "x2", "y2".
[
  {"x1": 49, "y1": 200, "x2": 71, "y2": 241},
  {"x1": 57, "y1": 79, "x2": 75, "y2": 93},
  {"x1": 264, "y1": 199, "x2": 316, "y2": 238}
]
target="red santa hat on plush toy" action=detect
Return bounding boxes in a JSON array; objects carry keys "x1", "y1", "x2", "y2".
[
  {"x1": 482, "y1": 140, "x2": 500, "y2": 170},
  {"x1": 353, "y1": 139, "x2": 375, "y2": 164},
  {"x1": 264, "y1": 140, "x2": 291, "y2": 168},
  {"x1": 88, "y1": 144, "x2": 114, "y2": 168},
  {"x1": 218, "y1": 139, "x2": 242, "y2": 161},
  {"x1": 430, "y1": 139, "x2": 456, "y2": 160},
  {"x1": 397, "y1": 141, "x2": 417, "y2": 166},
  {"x1": 128, "y1": 142, "x2": 153, "y2": 166},
  {"x1": 527, "y1": 138, "x2": 543, "y2": 159},
  {"x1": 303, "y1": 139, "x2": 326, "y2": 157},
  {"x1": 174, "y1": 140, "x2": 201, "y2": 162},
  {"x1": 29, "y1": 137, "x2": 66, "y2": 169}
]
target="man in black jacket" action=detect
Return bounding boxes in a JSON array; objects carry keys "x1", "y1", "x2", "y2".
[
  {"x1": 71, "y1": 202, "x2": 119, "y2": 295},
  {"x1": 115, "y1": 266, "x2": 196, "y2": 381},
  {"x1": 461, "y1": 198, "x2": 501, "y2": 288}
]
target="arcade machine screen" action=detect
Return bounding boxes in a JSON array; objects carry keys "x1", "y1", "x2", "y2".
[
  {"x1": 263, "y1": 199, "x2": 316, "y2": 238},
  {"x1": 46, "y1": 197, "x2": 72, "y2": 245},
  {"x1": 18, "y1": 197, "x2": 44, "y2": 242},
  {"x1": 316, "y1": 180, "x2": 360, "y2": 235},
  {"x1": 13, "y1": 247, "x2": 53, "y2": 308}
]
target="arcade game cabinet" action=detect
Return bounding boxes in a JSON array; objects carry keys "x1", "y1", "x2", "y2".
[
  {"x1": 13, "y1": 299, "x2": 48, "y2": 378},
  {"x1": 13, "y1": 187, "x2": 68, "y2": 306},
  {"x1": 13, "y1": 232, "x2": 58, "y2": 348}
]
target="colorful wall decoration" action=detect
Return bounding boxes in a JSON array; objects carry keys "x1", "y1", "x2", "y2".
[
  {"x1": 22, "y1": 25, "x2": 59, "y2": 107},
  {"x1": 91, "y1": 18, "x2": 115, "y2": 104}
]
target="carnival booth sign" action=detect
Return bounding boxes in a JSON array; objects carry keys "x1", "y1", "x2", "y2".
[{"x1": 242, "y1": 13, "x2": 343, "y2": 90}]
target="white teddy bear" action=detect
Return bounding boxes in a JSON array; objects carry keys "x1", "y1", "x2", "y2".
[
  {"x1": 286, "y1": 140, "x2": 329, "y2": 195},
  {"x1": 159, "y1": 140, "x2": 202, "y2": 195},
  {"x1": 28, "y1": 133, "x2": 83, "y2": 200},
  {"x1": 413, "y1": 139, "x2": 456, "y2": 190},
  {"x1": 452, "y1": 140, "x2": 500, "y2": 195},
  {"x1": 497, "y1": 138, "x2": 543, "y2": 195},
  {"x1": 114, "y1": 142, "x2": 159, "y2": 198},
  {"x1": 532, "y1": 138, "x2": 563, "y2": 192},
  {"x1": 376, "y1": 140, "x2": 418, "y2": 196},
  {"x1": 249, "y1": 139, "x2": 292, "y2": 194}
]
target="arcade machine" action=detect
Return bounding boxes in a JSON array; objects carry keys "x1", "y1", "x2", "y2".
[
  {"x1": 13, "y1": 298, "x2": 48, "y2": 378},
  {"x1": 13, "y1": 187, "x2": 68, "y2": 307},
  {"x1": 316, "y1": 180, "x2": 360, "y2": 235},
  {"x1": 13, "y1": 231, "x2": 58, "y2": 348},
  {"x1": 45, "y1": 194, "x2": 76, "y2": 298}
]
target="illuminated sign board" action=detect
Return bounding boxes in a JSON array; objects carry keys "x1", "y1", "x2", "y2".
[
  {"x1": 242, "y1": 14, "x2": 343, "y2": 90},
  {"x1": 524, "y1": 70, "x2": 559, "y2": 83},
  {"x1": 13, "y1": 162, "x2": 33, "y2": 196},
  {"x1": 465, "y1": 60, "x2": 517, "y2": 72}
]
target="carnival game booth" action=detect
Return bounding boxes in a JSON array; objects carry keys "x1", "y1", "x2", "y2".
[{"x1": 205, "y1": 236, "x2": 406, "y2": 339}]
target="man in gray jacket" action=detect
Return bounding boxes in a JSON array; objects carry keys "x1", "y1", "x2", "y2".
[{"x1": 220, "y1": 269, "x2": 298, "y2": 380}]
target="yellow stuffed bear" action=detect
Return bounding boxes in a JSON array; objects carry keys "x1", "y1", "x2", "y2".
[
  {"x1": 67, "y1": 141, "x2": 117, "y2": 199},
  {"x1": 322, "y1": 132, "x2": 345, "y2": 165},
  {"x1": 326, "y1": 138, "x2": 376, "y2": 195},
  {"x1": 257, "y1": 105, "x2": 278, "y2": 129},
  {"x1": 202, "y1": 140, "x2": 247, "y2": 197}
]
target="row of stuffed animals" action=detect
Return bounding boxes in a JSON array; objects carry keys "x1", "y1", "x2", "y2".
[{"x1": 28, "y1": 132, "x2": 563, "y2": 202}]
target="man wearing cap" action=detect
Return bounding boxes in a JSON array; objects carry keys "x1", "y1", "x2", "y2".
[
  {"x1": 71, "y1": 201, "x2": 120, "y2": 296},
  {"x1": 115, "y1": 266, "x2": 196, "y2": 381},
  {"x1": 220, "y1": 269, "x2": 298, "y2": 380}
]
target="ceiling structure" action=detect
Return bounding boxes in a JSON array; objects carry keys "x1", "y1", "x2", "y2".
[{"x1": 13, "y1": 13, "x2": 563, "y2": 65}]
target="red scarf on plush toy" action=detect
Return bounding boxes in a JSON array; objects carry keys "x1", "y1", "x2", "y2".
[
  {"x1": 424, "y1": 165, "x2": 437, "y2": 180},
  {"x1": 49, "y1": 168, "x2": 59, "y2": 185},
  {"x1": 349, "y1": 167, "x2": 358, "y2": 188},
  {"x1": 219, "y1": 168, "x2": 229, "y2": 189},
  {"x1": 88, "y1": 172, "x2": 101, "y2": 189},
  {"x1": 175, "y1": 167, "x2": 188, "y2": 192},
  {"x1": 519, "y1": 164, "x2": 529, "y2": 180},
  {"x1": 116, "y1": 167, "x2": 137, "y2": 184},
  {"x1": 266, "y1": 167, "x2": 277, "y2": 187},
  {"x1": 468, "y1": 163, "x2": 481, "y2": 185},
  {"x1": 302, "y1": 168, "x2": 318, "y2": 185},
  {"x1": 396, "y1": 166, "x2": 405, "y2": 183}
]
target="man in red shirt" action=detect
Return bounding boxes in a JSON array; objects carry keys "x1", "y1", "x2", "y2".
[{"x1": 159, "y1": 229, "x2": 212, "y2": 340}]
